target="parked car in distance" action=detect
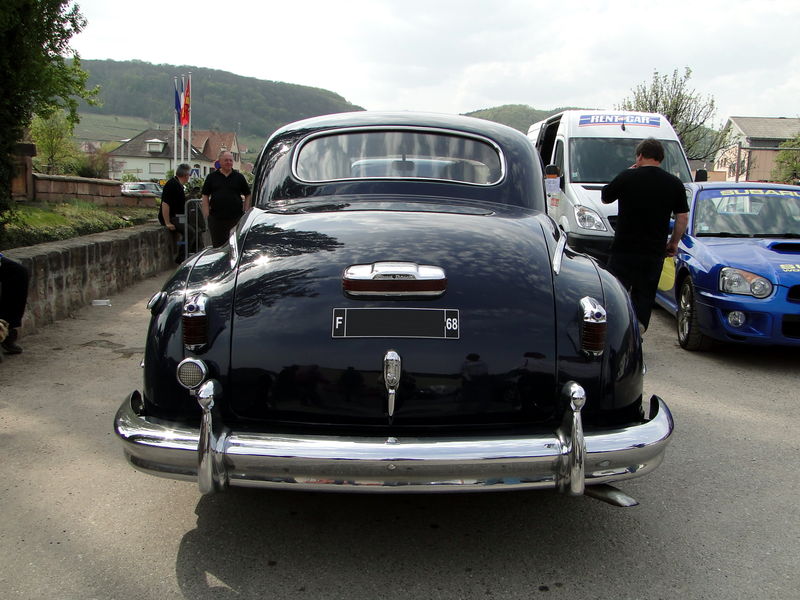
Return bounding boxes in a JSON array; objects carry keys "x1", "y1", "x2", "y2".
[
  {"x1": 114, "y1": 112, "x2": 674, "y2": 507},
  {"x1": 656, "y1": 182, "x2": 800, "y2": 350},
  {"x1": 121, "y1": 182, "x2": 162, "y2": 197}
]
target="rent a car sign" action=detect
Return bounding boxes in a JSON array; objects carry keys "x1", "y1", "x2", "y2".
[{"x1": 579, "y1": 114, "x2": 661, "y2": 127}]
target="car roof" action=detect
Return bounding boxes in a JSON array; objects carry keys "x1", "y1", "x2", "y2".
[
  {"x1": 268, "y1": 111, "x2": 528, "y2": 148},
  {"x1": 686, "y1": 181, "x2": 800, "y2": 193}
]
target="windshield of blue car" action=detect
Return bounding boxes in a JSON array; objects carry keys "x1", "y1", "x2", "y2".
[
  {"x1": 293, "y1": 129, "x2": 503, "y2": 185},
  {"x1": 693, "y1": 188, "x2": 800, "y2": 237},
  {"x1": 568, "y1": 138, "x2": 692, "y2": 183}
]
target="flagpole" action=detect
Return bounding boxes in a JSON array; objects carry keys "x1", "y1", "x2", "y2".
[
  {"x1": 173, "y1": 76, "x2": 178, "y2": 171},
  {"x1": 187, "y1": 72, "x2": 192, "y2": 172},
  {"x1": 180, "y1": 74, "x2": 186, "y2": 164}
]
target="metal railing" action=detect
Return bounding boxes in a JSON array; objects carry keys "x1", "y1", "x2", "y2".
[{"x1": 176, "y1": 198, "x2": 208, "y2": 261}]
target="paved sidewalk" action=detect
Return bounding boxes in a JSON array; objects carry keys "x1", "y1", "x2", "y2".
[{"x1": 0, "y1": 270, "x2": 187, "y2": 599}]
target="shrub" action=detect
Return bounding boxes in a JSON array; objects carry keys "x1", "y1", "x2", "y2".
[{"x1": 0, "y1": 200, "x2": 156, "y2": 250}]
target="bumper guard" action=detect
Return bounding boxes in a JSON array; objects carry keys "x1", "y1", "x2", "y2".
[{"x1": 114, "y1": 382, "x2": 673, "y2": 496}]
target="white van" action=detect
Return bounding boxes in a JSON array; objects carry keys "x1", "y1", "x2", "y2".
[{"x1": 528, "y1": 110, "x2": 693, "y2": 263}]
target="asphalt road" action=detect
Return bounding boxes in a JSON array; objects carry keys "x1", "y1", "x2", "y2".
[{"x1": 1, "y1": 272, "x2": 798, "y2": 599}]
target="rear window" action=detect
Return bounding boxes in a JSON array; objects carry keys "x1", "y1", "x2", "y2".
[{"x1": 293, "y1": 129, "x2": 503, "y2": 185}]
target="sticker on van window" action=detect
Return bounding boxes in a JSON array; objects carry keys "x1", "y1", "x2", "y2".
[{"x1": 579, "y1": 115, "x2": 661, "y2": 127}]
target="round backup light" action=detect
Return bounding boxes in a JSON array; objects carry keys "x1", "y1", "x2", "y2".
[
  {"x1": 176, "y1": 358, "x2": 208, "y2": 390},
  {"x1": 727, "y1": 311, "x2": 746, "y2": 328}
]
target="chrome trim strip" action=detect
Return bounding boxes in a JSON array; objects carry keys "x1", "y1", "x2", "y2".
[
  {"x1": 147, "y1": 291, "x2": 167, "y2": 313},
  {"x1": 344, "y1": 262, "x2": 446, "y2": 281},
  {"x1": 343, "y1": 262, "x2": 447, "y2": 297},
  {"x1": 552, "y1": 234, "x2": 568, "y2": 275},
  {"x1": 115, "y1": 394, "x2": 673, "y2": 494},
  {"x1": 228, "y1": 229, "x2": 239, "y2": 269}
]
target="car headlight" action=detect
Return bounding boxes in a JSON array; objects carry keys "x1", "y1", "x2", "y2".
[
  {"x1": 719, "y1": 267, "x2": 773, "y2": 298},
  {"x1": 573, "y1": 206, "x2": 607, "y2": 231}
]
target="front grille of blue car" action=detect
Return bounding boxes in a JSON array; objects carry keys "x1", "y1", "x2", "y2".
[
  {"x1": 788, "y1": 285, "x2": 800, "y2": 302},
  {"x1": 783, "y1": 315, "x2": 800, "y2": 339}
]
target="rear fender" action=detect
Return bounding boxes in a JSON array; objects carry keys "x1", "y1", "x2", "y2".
[{"x1": 143, "y1": 245, "x2": 238, "y2": 417}]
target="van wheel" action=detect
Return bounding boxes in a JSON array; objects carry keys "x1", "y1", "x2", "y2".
[{"x1": 677, "y1": 278, "x2": 713, "y2": 351}]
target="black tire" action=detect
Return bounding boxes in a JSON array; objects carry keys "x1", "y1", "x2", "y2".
[{"x1": 677, "y1": 278, "x2": 713, "y2": 351}]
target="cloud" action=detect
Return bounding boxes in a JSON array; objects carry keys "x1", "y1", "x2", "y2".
[{"x1": 71, "y1": 0, "x2": 800, "y2": 120}]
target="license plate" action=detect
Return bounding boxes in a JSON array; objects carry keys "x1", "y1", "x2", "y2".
[{"x1": 332, "y1": 308, "x2": 459, "y2": 339}]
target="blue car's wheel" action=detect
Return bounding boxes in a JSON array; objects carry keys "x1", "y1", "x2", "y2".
[{"x1": 677, "y1": 278, "x2": 713, "y2": 351}]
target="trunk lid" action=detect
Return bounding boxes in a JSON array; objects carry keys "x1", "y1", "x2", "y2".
[{"x1": 229, "y1": 203, "x2": 559, "y2": 429}]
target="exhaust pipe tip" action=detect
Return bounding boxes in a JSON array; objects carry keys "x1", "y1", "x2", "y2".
[{"x1": 584, "y1": 484, "x2": 639, "y2": 507}]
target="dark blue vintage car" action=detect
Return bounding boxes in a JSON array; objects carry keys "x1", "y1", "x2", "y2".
[
  {"x1": 115, "y1": 112, "x2": 673, "y2": 507},
  {"x1": 655, "y1": 182, "x2": 800, "y2": 350}
]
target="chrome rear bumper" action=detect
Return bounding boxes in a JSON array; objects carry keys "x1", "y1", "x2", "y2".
[{"x1": 114, "y1": 387, "x2": 673, "y2": 495}]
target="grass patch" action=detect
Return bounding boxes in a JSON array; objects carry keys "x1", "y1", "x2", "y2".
[
  {"x1": 73, "y1": 113, "x2": 170, "y2": 143},
  {"x1": 1, "y1": 199, "x2": 158, "y2": 250}
]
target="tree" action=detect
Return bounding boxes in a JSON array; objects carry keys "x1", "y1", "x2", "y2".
[
  {"x1": 72, "y1": 141, "x2": 119, "y2": 179},
  {"x1": 0, "y1": 1, "x2": 97, "y2": 224},
  {"x1": 617, "y1": 68, "x2": 729, "y2": 162},
  {"x1": 30, "y1": 110, "x2": 77, "y2": 174},
  {"x1": 771, "y1": 134, "x2": 800, "y2": 184}
]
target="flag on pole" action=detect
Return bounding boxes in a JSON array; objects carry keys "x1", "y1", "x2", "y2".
[
  {"x1": 174, "y1": 78, "x2": 183, "y2": 117},
  {"x1": 180, "y1": 77, "x2": 191, "y2": 127}
]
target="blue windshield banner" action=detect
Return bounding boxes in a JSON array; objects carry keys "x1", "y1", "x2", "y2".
[{"x1": 579, "y1": 114, "x2": 661, "y2": 127}]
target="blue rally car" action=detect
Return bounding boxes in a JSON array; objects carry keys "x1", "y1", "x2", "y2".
[{"x1": 656, "y1": 182, "x2": 800, "y2": 350}]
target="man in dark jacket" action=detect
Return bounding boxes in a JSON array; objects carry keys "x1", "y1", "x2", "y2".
[
  {"x1": 161, "y1": 163, "x2": 197, "y2": 262},
  {"x1": 601, "y1": 138, "x2": 689, "y2": 331},
  {"x1": 201, "y1": 151, "x2": 252, "y2": 247}
]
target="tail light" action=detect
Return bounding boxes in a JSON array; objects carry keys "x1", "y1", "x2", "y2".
[
  {"x1": 183, "y1": 293, "x2": 209, "y2": 352},
  {"x1": 579, "y1": 296, "x2": 606, "y2": 358}
]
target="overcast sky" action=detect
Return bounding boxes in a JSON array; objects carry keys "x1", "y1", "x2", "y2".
[{"x1": 71, "y1": 0, "x2": 799, "y2": 126}]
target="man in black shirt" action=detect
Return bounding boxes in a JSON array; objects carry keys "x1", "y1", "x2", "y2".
[
  {"x1": 160, "y1": 163, "x2": 196, "y2": 262},
  {"x1": 601, "y1": 138, "x2": 689, "y2": 331},
  {"x1": 201, "y1": 151, "x2": 252, "y2": 246}
]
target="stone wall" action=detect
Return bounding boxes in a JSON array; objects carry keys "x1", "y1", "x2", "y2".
[
  {"x1": 3, "y1": 224, "x2": 174, "y2": 336},
  {"x1": 32, "y1": 174, "x2": 157, "y2": 207}
]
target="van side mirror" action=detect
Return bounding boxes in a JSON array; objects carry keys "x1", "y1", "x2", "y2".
[{"x1": 694, "y1": 169, "x2": 708, "y2": 182}]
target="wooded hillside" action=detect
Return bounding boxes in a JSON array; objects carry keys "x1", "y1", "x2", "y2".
[
  {"x1": 78, "y1": 59, "x2": 364, "y2": 141},
  {"x1": 76, "y1": 60, "x2": 579, "y2": 146},
  {"x1": 464, "y1": 104, "x2": 585, "y2": 134}
]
